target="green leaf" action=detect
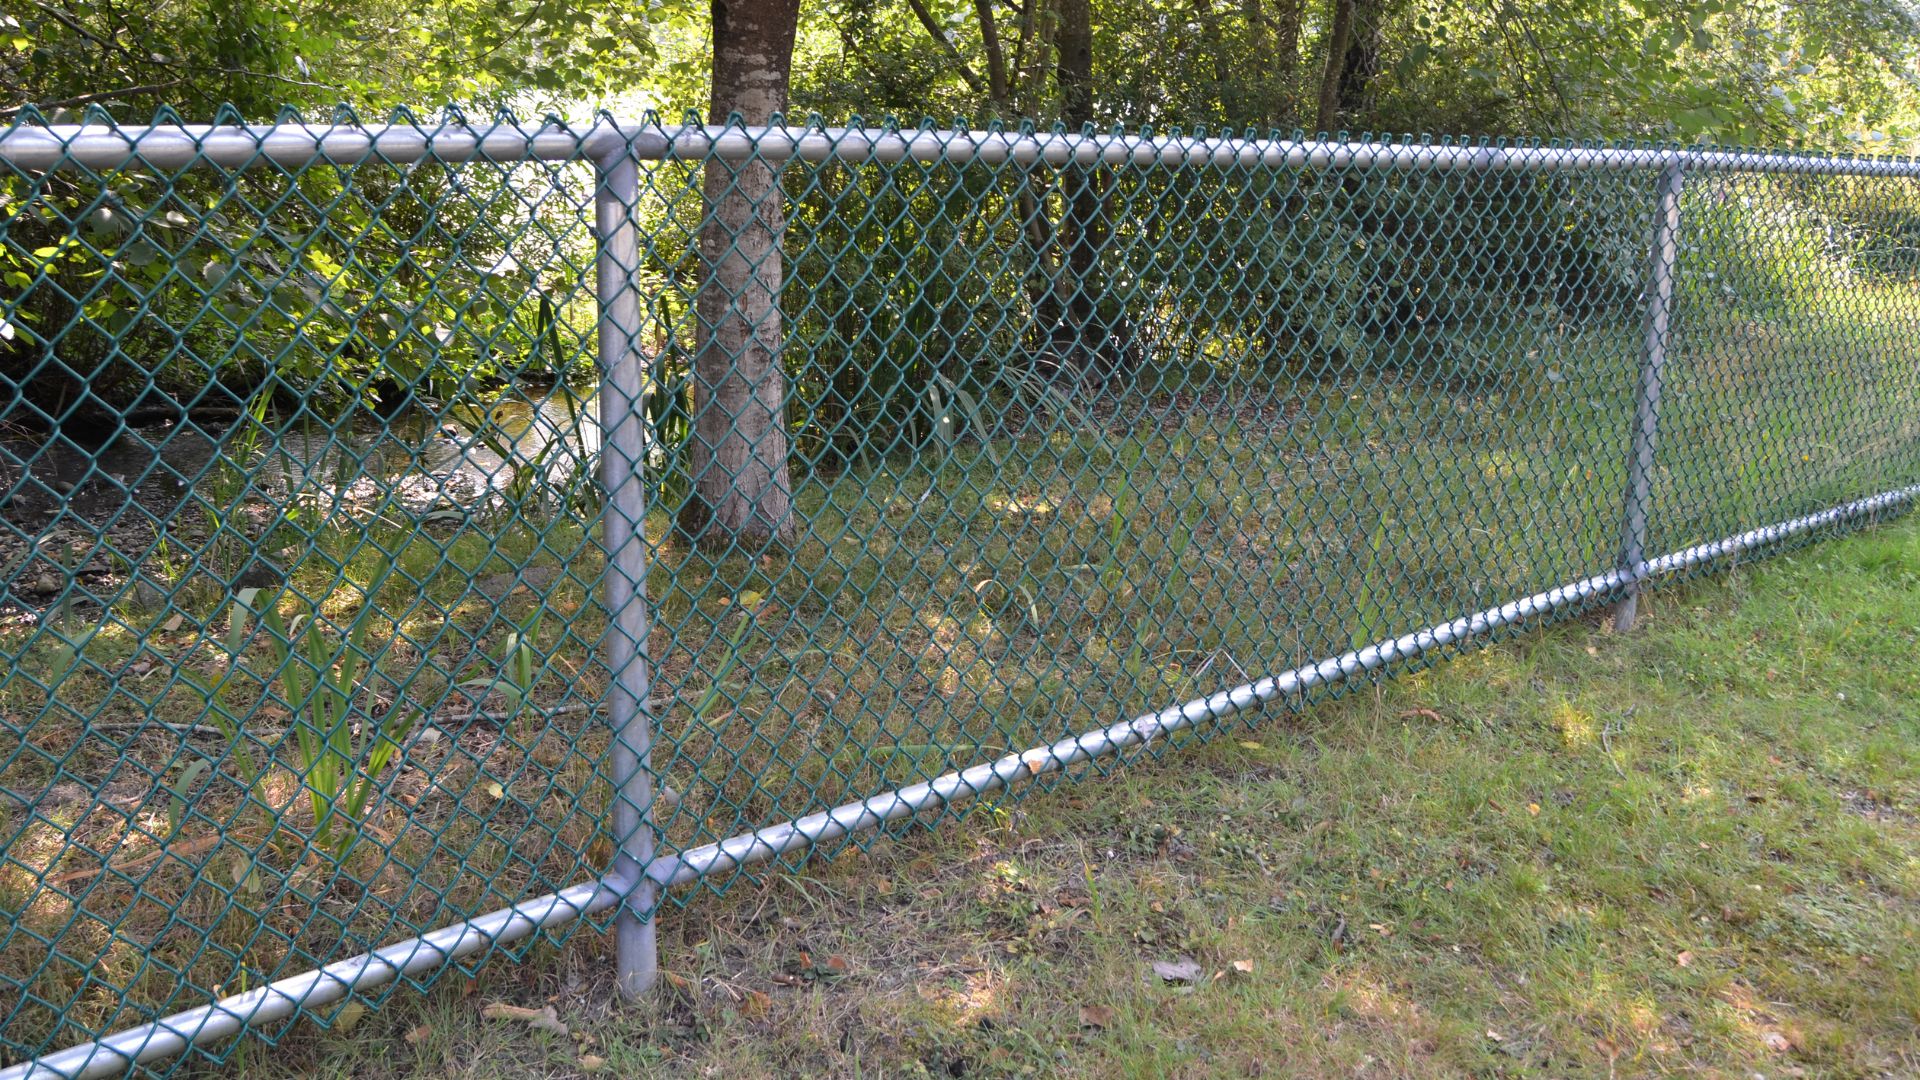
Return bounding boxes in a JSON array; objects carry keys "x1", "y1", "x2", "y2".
[{"x1": 167, "y1": 760, "x2": 213, "y2": 838}]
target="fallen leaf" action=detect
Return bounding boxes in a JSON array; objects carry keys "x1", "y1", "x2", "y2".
[
  {"x1": 333, "y1": 1002, "x2": 366, "y2": 1032},
  {"x1": 1398, "y1": 708, "x2": 1445, "y2": 723},
  {"x1": 1078, "y1": 1004, "x2": 1115, "y2": 1029},
  {"x1": 1675, "y1": 950, "x2": 1694, "y2": 968},
  {"x1": 485, "y1": 781, "x2": 505, "y2": 800},
  {"x1": 739, "y1": 989, "x2": 771, "y2": 1018},
  {"x1": 1762, "y1": 1031, "x2": 1793, "y2": 1053},
  {"x1": 1237, "y1": 740, "x2": 1263, "y2": 750},
  {"x1": 48, "y1": 834, "x2": 222, "y2": 886},
  {"x1": 1527, "y1": 802, "x2": 1541, "y2": 817},
  {"x1": 1151, "y1": 957, "x2": 1203, "y2": 984},
  {"x1": 1230, "y1": 959, "x2": 1254, "y2": 976},
  {"x1": 162, "y1": 614, "x2": 185, "y2": 632},
  {"x1": 823, "y1": 955, "x2": 850, "y2": 975},
  {"x1": 578, "y1": 1055, "x2": 608, "y2": 1072},
  {"x1": 481, "y1": 1002, "x2": 569, "y2": 1038},
  {"x1": 404, "y1": 1024, "x2": 432, "y2": 1045},
  {"x1": 661, "y1": 970, "x2": 690, "y2": 991},
  {"x1": 873, "y1": 878, "x2": 894, "y2": 895}
]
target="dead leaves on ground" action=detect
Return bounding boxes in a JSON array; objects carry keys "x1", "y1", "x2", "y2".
[
  {"x1": 770, "y1": 949, "x2": 851, "y2": 986},
  {"x1": 1077, "y1": 1004, "x2": 1116, "y2": 1030},
  {"x1": 1149, "y1": 955, "x2": 1255, "y2": 990},
  {"x1": 1150, "y1": 956, "x2": 1203, "y2": 984},
  {"x1": 480, "y1": 1000, "x2": 612, "y2": 1072},
  {"x1": 480, "y1": 1002, "x2": 569, "y2": 1037}
]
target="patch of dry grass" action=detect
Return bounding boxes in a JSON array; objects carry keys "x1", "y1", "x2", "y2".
[{"x1": 169, "y1": 510, "x2": 1920, "y2": 1079}]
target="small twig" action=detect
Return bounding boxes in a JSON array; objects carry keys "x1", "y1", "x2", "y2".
[
  {"x1": 0, "y1": 80, "x2": 189, "y2": 117},
  {"x1": 83, "y1": 695, "x2": 686, "y2": 741},
  {"x1": 1599, "y1": 712, "x2": 1631, "y2": 780},
  {"x1": 91, "y1": 721, "x2": 229, "y2": 737},
  {"x1": 436, "y1": 693, "x2": 690, "y2": 726},
  {"x1": 48, "y1": 834, "x2": 223, "y2": 887},
  {"x1": 436, "y1": 701, "x2": 599, "y2": 726}
]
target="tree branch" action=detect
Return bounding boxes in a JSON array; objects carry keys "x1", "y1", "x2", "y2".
[
  {"x1": 0, "y1": 80, "x2": 188, "y2": 117},
  {"x1": 25, "y1": 0, "x2": 123, "y2": 56},
  {"x1": 904, "y1": 0, "x2": 988, "y2": 96},
  {"x1": 974, "y1": 0, "x2": 1010, "y2": 106}
]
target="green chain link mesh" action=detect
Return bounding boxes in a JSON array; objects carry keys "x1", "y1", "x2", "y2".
[{"x1": 3, "y1": 112, "x2": 1919, "y2": 1071}]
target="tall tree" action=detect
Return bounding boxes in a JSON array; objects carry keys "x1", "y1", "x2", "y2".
[
  {"x1": 1236, "y1": 0, "x2": 1302, "y2": 125},
  {"x1": 1334, "y1": 0, "x2": 1386, "y2": 122},
  {"x1": 1267, "y1": 0, "x2": 1304, "y2": 123},
  {"x1": 1313, "y1": 0, "x2": 1387, "y2": 133},
  {"x1": 1053, "y1": 0, "x2": 1105, "y2": 357},
  {"x1": 1313, "y1": 0, "x2": 1357, "y2": 133},
  {"x1": 681, "y1": 0, "x2": 803, "y2": 547}
]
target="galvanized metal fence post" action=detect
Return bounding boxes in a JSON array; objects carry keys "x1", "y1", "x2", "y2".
[
  {"x1": 594, "y1": 143, "x2": 660, "y2": 998},
  {"x1": 1615, "y1": 159, "x2": 1686, "y2": 631}
]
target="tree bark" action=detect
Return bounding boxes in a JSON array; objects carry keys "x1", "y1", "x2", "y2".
[
  {"x1": 1237, "y1": 0, "x2": 1273, "y2": 125},
  {"x1": 1313, "y1": 0, "x2": 1356, "y2": 134},
  {"x1": 1055, "y1": 0, "x2": 1094, "y2": 128},
  {"x1": 1054, "y1": 0, "x2": 1101, "y2": 344},
  {"x1": 1263, "y1": 0, "x2": 1304, "y2": 124},
  {"x1": 1335, "y1": 0, "x2": 1385, "y2": 122},
  {"x1": 974, "y1": 0, "x2": 1011, "y2": 106},
  {"x1": 682, "y1": 0, "x2": 801, "y2": 548},
  {"x1": 1190, "y1": 0, "x2": 1233, "y2": 123},
  {"x1": 1315, "y1": 0, "x2": 1385, "y2": 134}
]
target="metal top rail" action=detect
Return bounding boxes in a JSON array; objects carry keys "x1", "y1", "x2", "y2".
[{"x1": 2, "y1": 120, "x2": 1918, "y2": 176}]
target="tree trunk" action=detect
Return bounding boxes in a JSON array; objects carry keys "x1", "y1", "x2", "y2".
[
  {"x1": 1313, "y1": 0, "x2": 1356, "y2": 134},
  {"x1": 1190, "y1": 0, "x2": 1234, "y2": 123},
  {"x1": 1266, "y1": 0, "x2": 1304, "y2": 123},
  {"x1": 682, "y1": 0, "x2": 801, "y2": 548},
  {"x1": 1335, "y1": 0, "x2": 1385, "y2": 122},
  {"x1": 1054, "y1": 0, "x2": 1102, "y2": 358},
  {"x1": 974, "y1": 0, "x2": 1011, "y2": 106},
  {"x1": 1315, "y1": 0, "x2": 1385, "y2": 134}
]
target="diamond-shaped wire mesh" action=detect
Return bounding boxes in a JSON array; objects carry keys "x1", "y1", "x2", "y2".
[{"x1": 3, "y1": 114, "x2": 1919, "y2": 1073}]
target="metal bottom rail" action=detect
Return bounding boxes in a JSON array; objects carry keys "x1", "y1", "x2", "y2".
[{"x1": 7, "y1": 483, "x2": 1915, "y2": 1080}]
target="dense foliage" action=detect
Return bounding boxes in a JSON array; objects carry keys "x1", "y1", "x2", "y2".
[
  {"x1": 5, "y1": 0, "x2": 1918, "y2": 146},
  {"x1": 4, "y1": 0, "x2": 1920, "y2": 485}
]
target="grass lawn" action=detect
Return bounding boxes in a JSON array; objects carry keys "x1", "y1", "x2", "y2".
[{"x1": 236, "y1": 510, "x2": 1920, "y2": 1079}]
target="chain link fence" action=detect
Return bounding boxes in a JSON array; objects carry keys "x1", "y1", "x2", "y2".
[{"x1": 3, "y1": 114, "x2": 1919, "y2": 1075}]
